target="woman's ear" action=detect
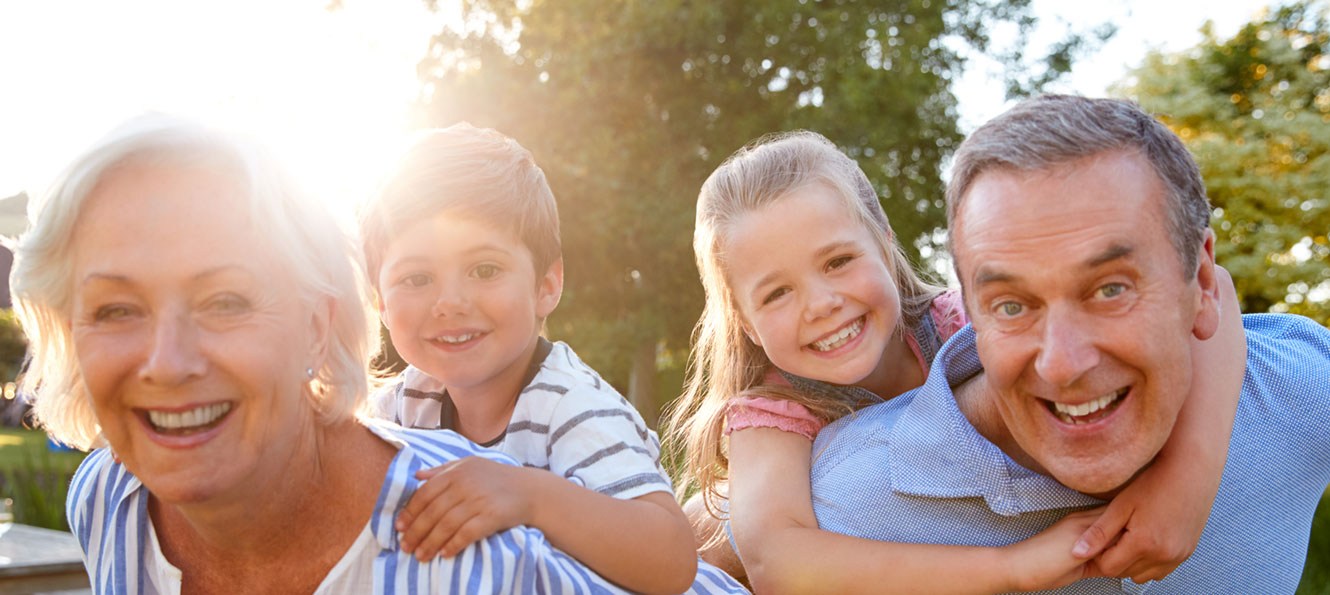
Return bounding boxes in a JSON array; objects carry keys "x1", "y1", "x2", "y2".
[{"x1": 306, "y1": 297, "x2": 334, "y2": 374}]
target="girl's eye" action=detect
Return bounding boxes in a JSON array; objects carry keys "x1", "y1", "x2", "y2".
[
  {"x1": 1095, "y1": 283, "x2": 1125, "y2": 299},
  {"x1": 93, "y1": 304, "x2": 138, "y2": 322},
  {"x1": 472, "y1": 264, "x2": 501, "y2": 280},
  {"x1": 762, "y1": 287, "x2": 790, "y2": 305},
  {"x1": 996, "y1": 301, "x2": 1024, "y2": 318},
  {"x1": 827, "y1": 255, "x2": 854, "y2": 270},
  {"x1": 401, "y1": 273, "x2": 431, "y2": 288}
]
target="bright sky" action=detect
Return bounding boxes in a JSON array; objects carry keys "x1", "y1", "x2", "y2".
[{"x1": 0, "y1": 0, "x2": 1269, "y2": 214}]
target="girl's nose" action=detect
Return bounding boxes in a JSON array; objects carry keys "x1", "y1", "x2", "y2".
[{"x1": 803, "y1": 283, "x2": 844, "y2": 322}]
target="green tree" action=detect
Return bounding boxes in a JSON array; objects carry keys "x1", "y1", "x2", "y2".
[
  {"x1": 1121, "y1": 1, "x2": 1330, "y2": 326},
  {"x1": 411, "y1": 0, "x2": 1102, "y2": 421}
]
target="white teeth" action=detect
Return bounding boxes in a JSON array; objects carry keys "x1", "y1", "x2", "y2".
[
  {"x1": 437, "y1": 333, "x2": 478, "y2": 344},
  {"x1": 811, "y1": 317, "x2": 865, "y2": 352},
  {"x1": 1052, "y1": 389, "x2": 1125, "y2": 424},
  {"x1": 147, "y1": 402, "x2": 232, "y2": 430}
]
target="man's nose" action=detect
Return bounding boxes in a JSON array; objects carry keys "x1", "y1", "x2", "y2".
[
  {"x1": 1034, "y1": 304, "x2": 1099, "y2": 388},
  {"x1": 139, "y1": 311, "x2": 207, "y2": 386}
]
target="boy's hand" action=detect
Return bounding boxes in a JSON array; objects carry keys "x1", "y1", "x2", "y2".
[
  {"x1": 1071, "y1": 467, "x2": 1207, "y2": 582},
  {"x1": 396, "y1": 456, "x2": 538, "y2": 560},
  {"x1": 1004, "y1": 507, "x2": 1105, "y2": 592}
]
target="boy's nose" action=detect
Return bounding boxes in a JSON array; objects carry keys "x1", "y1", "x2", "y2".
[{"x1": 430, "y1": 288, "x2": 469, "y2": 317}]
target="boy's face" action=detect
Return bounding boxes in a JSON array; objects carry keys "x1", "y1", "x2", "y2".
[{"x1": 377, "y1": 212, "x2": 562, "y2": 401}]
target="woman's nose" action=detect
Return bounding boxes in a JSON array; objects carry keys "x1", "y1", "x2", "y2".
[{"x1": 139, "y1": 312, "x2": 207, "y2": 385}]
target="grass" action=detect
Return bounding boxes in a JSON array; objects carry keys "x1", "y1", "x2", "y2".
[
  {"x1": 1298, "y1": 488, "x2": 1330, "y2": 594},
  {"x1": 0, "y1": 428, "x2": 88, "y2": 531}
]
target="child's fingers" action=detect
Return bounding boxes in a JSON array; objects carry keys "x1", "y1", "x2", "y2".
[
  {"x1": 413, "y1": 500, "x2": 483, "y2": 560},
  {"x1": 1072, "y1": 501, "x2": 1130, "y2": 559},
  {"x1": 399, "y1": 481, "x2": 466, "y2": 550},
  {"x1": 440, "y1": 513, "x2": 502, "y2": 558},
  {"x1": 1099, "y1": 530, "x2": 1189, "y2": 581},
  {"x1": 414, "y1": 461, "x2": 459, "y2": 481}
]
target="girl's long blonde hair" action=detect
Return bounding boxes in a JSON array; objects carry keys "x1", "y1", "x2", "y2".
[{"x1": 664, "y1": 131, "x2": 944, "y2": 518}]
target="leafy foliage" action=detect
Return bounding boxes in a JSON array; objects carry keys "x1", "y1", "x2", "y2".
[
  {"x1": 1122, "y1": 1, "x2": 1330, "y2": 325},
  {"x1": 411, "y1": 0, "x2": 1101, "y2": 416}
]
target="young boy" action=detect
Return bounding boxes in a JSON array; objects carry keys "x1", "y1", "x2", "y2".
[{"x1": 360, "y1": 124, "x2": 729, "y2": 595}]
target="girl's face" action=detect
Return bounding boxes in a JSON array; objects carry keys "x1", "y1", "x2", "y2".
[{"x1": 725, "y1": 183, "x2": 905, "y2": 388}]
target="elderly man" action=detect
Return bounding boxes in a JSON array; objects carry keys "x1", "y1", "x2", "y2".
[{"x1": 810, "y1": 95, "x2": 1330, "y2": 593}]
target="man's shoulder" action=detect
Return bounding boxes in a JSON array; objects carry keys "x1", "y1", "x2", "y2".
[{"x1": 810, "y1": 395, "x2": 913, "y2": 481}]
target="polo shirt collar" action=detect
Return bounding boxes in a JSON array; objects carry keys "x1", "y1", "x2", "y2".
[{"x1": 885, "y1": 325, "x2": 1103, "y2": 516}]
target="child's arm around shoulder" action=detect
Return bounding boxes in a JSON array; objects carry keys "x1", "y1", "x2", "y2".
[
  {"x1": 1071, "y1": 265, "x2": 1246, "y2": 581},
  {"x1": 729, "y1": 424, "x2": 1101, "y2": 594},
  {"x1": 398, "y1": 384, "x2": 697, "y2": 594}
]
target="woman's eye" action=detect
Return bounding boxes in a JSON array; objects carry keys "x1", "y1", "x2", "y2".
[
  {"x1": 208, "y1": 294, "x2": 251, "y2": 314},
  {"x1": 472, "y1": 264, "x2": 501, "y2": 280},
  {"x1": 762, "y1": 287, "x2": 790, "y2": 305},
  {"x1": 996, "y1": 301, "x2": 1024, "y2": 318},
  {"x1": 401, "y1": 274, "x2": 431, "y2": 288},
  {"x1": 1095, "y1": 283, "x2": 1125, "y2": 299},
  {"x1": 93, "y1": 304, "x2": 137, "y2": 322},
  {"x1": 827, "y1": 255, "x2": 854, "y2": 270}
]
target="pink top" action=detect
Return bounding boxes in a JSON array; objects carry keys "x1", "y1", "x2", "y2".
[{"x1": 725, "y1": 289, "x2": 968, "y2": 441}]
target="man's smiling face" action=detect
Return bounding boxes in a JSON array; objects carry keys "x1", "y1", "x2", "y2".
[{"x1": 953, "y1": 149, "x2": 1219, "y2": 496}]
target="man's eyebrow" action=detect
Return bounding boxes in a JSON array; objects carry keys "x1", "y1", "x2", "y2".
[
  {"x1": 1085, "y1": 243, "x2": 1134, "y2": 268},
  {"x1": 971, "y1": 243, "x2": 1135, "y2": 288}
]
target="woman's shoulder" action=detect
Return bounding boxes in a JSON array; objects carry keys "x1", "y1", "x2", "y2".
[{"x1": 66, "y1": 448, "x2": 146, "y2": 554}]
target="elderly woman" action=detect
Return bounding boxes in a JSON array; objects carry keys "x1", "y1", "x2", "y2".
[{"x1": 12, "y1": 116, "x2": 746, "y2": 594}]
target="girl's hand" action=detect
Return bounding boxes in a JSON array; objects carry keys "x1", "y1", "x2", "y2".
[
  {"x1": 1004, "y1": 508, "x2": 1105, "y2": 592},
  {"x1": 1069, "y1": 473, "x2": 1204, "y2": 582},
  {"x1": 396, "y1": 457, "x2": 537, "y2": 560}
]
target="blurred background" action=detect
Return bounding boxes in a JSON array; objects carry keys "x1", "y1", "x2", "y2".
[{"x1": 0, "y1": 0, "x2": 1326, "y2": 591}]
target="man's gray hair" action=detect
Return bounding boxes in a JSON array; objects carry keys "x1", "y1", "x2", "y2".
[{"x1": 946, "y1": 95, "x2": 1212, "y2": 275}]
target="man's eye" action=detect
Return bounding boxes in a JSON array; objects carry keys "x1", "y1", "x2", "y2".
[
  {"x1": 472, "y1": 264, "x2": 501, "y2": 279},
  {"x1": 401, "y1": 274, "x2": 431, "y2": 288},
  {"x1": 762, "y1": 287, "x2": 790, "y2": 305},
  {"x1": 996, "y1": 302, "x2": 1024, "y2": 318},
  {"x1": 1095, "y1": 283, "x2": 1125, "y2": 299}
]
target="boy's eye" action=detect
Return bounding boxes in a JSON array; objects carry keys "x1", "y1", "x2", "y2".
[
  {"x1": 1094, "y1": 283, "x2": 1125, "y2": 299},
  {"x1": 401, "y1": 273, "x2": 431, "y2": 288},
  {"x1": 471, "y1": 264, "x2": 501, "y2": 280},
  {"x1": 827, "y1": 255, "x2": 854, "y2": 270},
  {"x1": 762, "y1": 287, "x2": 790, "y2": 305}
]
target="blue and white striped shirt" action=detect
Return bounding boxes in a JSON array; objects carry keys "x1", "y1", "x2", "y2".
[
  {"x1": 69, "y1": 420, "x2": 749, "y2": 594},
  {"x1": 812, "y1": 314, "x2": 1330, "y2": 593}
]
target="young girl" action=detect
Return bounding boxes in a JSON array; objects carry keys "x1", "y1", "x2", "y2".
[{"x1": 665, "y1": 131, "x2": 1245, "y2": 593}]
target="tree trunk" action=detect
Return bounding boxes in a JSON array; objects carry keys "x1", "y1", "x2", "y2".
[{"x1": 627, "y1": 338, "x2": 658, "y2": 428}]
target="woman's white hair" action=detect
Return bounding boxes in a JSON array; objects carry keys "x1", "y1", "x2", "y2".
[{"x1": 9, "y1": 114, "x2": 379, "y2": 449}]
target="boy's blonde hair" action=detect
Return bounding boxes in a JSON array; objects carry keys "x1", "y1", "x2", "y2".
[
  {"x1": 359, "y1": 123, "x2": 562, "y2": 289},
  {"x1": 665, "y1": 131, "x2": 944, "y2": 517}
]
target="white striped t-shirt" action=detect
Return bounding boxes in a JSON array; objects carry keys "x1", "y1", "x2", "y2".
[{"x1": 370, "y1": 340, "x2": 673, "y2": 500}]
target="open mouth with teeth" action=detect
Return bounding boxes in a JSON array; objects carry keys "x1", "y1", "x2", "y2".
[
  {"x1": 808, "y1": 316, "x2": 865, "y2": 352},
  {"x1": 432, "y1": 331, "x2": 484, "y2": 347},
  {"x1": 142, "y1": 402, "x2": 233, "y2": 436},
  {"x1": 1044, "y1": 388, "x2": 1128, "y2": 425}
]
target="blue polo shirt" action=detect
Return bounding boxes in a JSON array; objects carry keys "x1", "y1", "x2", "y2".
[{"x1": 811, "y1": 314, "x2": 1330, "y2": 593}]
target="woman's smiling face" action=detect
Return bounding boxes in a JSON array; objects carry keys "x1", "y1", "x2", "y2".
[{"x1": 70, "y1": 160, "x2": 326, "y2": 505}]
